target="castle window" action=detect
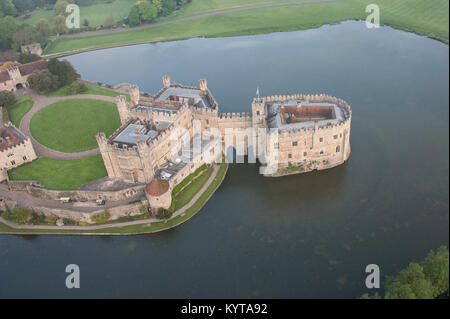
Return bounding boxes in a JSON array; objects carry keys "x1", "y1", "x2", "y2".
[
  {"x1": 288, "y1": 153, "x2": 292, "y2": 159},
  {"x1": 274, "y1": 142, "x2": 279, "y2": 149},
  {"x1": 256, "y1": 111, "x2": 260, "y2": 116},
  {"x1": 336, "y1": 146, "x2": 340, "y2": 153},
  {"x1": 206, "y1": 119, "x2": 209, "y2": 125},
  {"x1": 23, "y1": 156, "x2": 27, "y2": 160},
  {"x1": 292, "y1": 141, "x2": 298, "y2": 146},
  {"x1": 340, "y1": 133, "x2": 342, "y2": 137},
  {"x1": 320, "y1": 150, "x2": 324, "y2": 155},
  {"x1": 334, "y1": 135, "x2": 338, "y2": 139},
  {"x1": 11, "y1": 160, "x2": 15, "y2": 165},
  {"x1": 303, "y1": 152, "x2": 307, "y2": 156},
  {"x1": 319, "y1": 137, "x2": 323, "y2": 142}
]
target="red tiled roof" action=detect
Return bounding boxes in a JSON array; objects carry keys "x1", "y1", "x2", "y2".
[
  {"x1": 146, "y1": 179, "x2": 170, "y2": 196},
  {"x1": 18, "y1": 59, "x2": 47, "y2": 76}
]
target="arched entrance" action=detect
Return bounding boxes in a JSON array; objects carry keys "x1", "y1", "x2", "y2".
[{"x1": 15, "y1": 83, "x2": 24, "y2": 90}]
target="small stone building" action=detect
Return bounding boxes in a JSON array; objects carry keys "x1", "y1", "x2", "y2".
[
  {"x1": 21, "y1": 43, "x2": 43, "y2": 57},
  {"x1": 0, "y1": 122, "x2": 37, "y2": 181},
  {"x1": 145, "y1": 179, "x2": 171, "y2": 210},
  {"x1": 0, "y1": 59, "x2": 47, "y2": 92}
]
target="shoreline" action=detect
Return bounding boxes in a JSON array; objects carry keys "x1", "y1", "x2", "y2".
[
  {"x1": 0, "y1": 162, "x2": 229, "y2": 236},
  {"x1": 42, "y1": 19, "x2": 449, "y2": 59}
]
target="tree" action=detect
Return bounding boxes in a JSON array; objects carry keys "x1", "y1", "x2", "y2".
[
  {"x1": 47, "y1": 58, "x2": 79, "y2": 87},
  {"x1": 0, "y1": 15, "x2": 19, "y2": 50},
  {"x1": 0, "y1": 0, "x2": 18, "y2": 17},
  {"x1": 83, "y1": 18, "x2": 88, "y2": 27},
  {"x1": 53, "y1": 0, "x2": 69, "y2": 16},
  {"x1": 127, "y1": 4, "x2": 140, "y2": 27},
  {"x1": 128, "y1": 1, "x2": 157, "y2": 27},
  {"x1": 103, "y1": 15, "x2": 115, "y2": 28},
  {"x1": 422, "y1": 246, "x2": 449, "y2": 297},
  {"x1": 0, "y1": 90, "x2": 16, "y2": 107},
  {"x1": 362, "y1": 246, "x2": 449, "y2": 299},
  {"x1": 36, "y1": 18, "x2": 52, "y2": 37},
  {"x1": 27, "y1": 69, "x2": 60, "y2": 92},
  {"x1": 139, "y1": 1, "x2": 157, "y2": 22},
  {"x1": 11, "y1": 25, "x2": 38, "y2": 50},
  {"x1": 152, "y1": 0, "x2": 161, "y2": 13},
  {"x1": 53, "y1": 14, "x2": 68, "y2": 34},
  {"x1": 18, "y1": 52, "x2": 41, "y2": 64}
]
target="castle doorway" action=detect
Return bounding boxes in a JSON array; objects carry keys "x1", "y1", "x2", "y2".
[{"x1": 15, "y1": 83, "x2": 24, "y2": 90}]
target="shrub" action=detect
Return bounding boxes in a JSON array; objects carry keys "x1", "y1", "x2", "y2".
[
  {"x1": 155, "y1": 208, "x2": 172, "y2": 220},
  {"x1": 91, "y1": 209, "x2": 111, "y2": 223},
  {"x1": 18, "y1": 53, "x2": 41, "y2": 64},
  {"x1": 65, "y1": 81, "x2": 88, "y2": 95},
  {"x1": 0, "y1": 90, "x2": 16, "y2": 107},
  {"x1": 1, "y1": 207, "x2": 32, "y2": 224},
  {"x1": 27, "y1": 69, "x2": 60, "y2": 92}
]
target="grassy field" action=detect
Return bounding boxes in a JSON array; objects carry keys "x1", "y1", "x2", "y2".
[
  {"x1": 44, "y1": 0, "x2": 449, "y2": 56},
  {"x1": 43, "y1": 83, "x2": 130, "y2": 100},
  {"x1": 6, "y1": 96, "x2": 34, "y2": 127},
  {"x1": 173, "y1": 166, "x2": 214, "y2": 211},
  {"x1": 7, "y1": 155, "x2": 107, "y2": 190},
  {"x1": 17, "y1": 0, "x2": 135, "y2": 28},
  {"x1": 2, "y1": 162, "x2": 228, "y2": 234},
  {"x1": 30, "y1": 99, "x2": 120, "y2": 153}
]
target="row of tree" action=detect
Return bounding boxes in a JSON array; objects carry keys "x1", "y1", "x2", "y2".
[
  {"x1": 128, "y1": 0, "x2": 191, "y2": 27},
  {"x1": 361, "y1": 246, "x2": 449, "y2": 299}
]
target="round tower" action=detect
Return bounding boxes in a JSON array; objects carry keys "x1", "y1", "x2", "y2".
[{"x1": 145, "y1": 179, "x2": 172, "y2": 210}]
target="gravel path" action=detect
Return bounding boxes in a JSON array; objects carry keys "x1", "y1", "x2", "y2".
[{"x1": 19, "y1": 90, "x2": 116, "y2": 160}]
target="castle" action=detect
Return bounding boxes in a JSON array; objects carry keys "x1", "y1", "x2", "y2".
[
  {"x1": 96, "y1": 76, "x2": 352, "y2": 210},
  {"x1": 0, "y1": 122, "x2": 37, "y2": 182},
  {"x1": 0, "y1": 60, "x2": 47, "y2": 92}
]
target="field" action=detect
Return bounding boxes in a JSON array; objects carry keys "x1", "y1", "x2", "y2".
[
  {"x1": 6, "y1": 96, "x2": 34, "y2": 127},
  {"x1": 16, "y1": 0, "x2": 135, "y2": 28},
  {"x1": 8, "y1": 155, "x2": 107, "y2": 190},
  {"x1": 44, "y1": 0, "x2": 449, "y2": 56},
  {"x1": 29, "y1": 99, "x2": 120, "y2": 153},
  {"x1": 43, "y1": 83, "x2": 130, "y2": 99}
]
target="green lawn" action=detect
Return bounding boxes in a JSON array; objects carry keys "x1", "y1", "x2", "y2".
[
  {"x1": 30, "y1": 98, "x2": 120, "y2": 153},
  {"x1": 43, "y1": 83, "x2": 130, "y2": 100},
  {"x1": 6, "y1": 96, "x2": 34, "y2": 127},
  {"x1": 7, "y1": 155, "x2": 107, "y2": 190},
  {"x1": 173, "y1": 166, "x2": 214, "y2": 211},
  {"x1": 2, "y1": 162, "x2": 228, "y2": 234},
  {"x1": 44, "y1": 0, "x2": 449, "y2": 56},
  {"x1": 16, "y1": 0, "x2": 135, "y2": 28}
]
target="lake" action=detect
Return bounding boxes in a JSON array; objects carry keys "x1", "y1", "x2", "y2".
[{"x1": 0, "y1": 21, "x2": 448, "y2": 298}]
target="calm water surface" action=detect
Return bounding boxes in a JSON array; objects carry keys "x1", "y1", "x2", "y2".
[{"x1": 0, "y1": 21, "x2": 448, "y2": 298}]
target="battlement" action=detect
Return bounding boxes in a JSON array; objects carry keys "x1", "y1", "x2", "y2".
[
  {"x1": 0, "y1": 122, "x2": 31, "y2": 153},
  {"x1": 218, "y1": 112, "x2": 252, "y2": 122}
]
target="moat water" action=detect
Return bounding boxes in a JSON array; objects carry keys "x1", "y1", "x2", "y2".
[{"x1": 1, "y1": 21, "x2": 448, "y2": 298}]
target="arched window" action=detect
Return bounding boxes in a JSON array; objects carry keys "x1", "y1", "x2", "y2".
[{"x1": 336, "y1": 145, "x2": 341, "y2": 153}]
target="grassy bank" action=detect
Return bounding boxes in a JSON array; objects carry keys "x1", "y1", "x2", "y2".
[
  {"x1": 1, "y1": 162, "x2": 228, "y2": 235},
  {"x1": 44, "y1": 0, "x2": 449, "y2": 56},
  {"x1": 43, "y1": 83, "x2": 129, "y2": 100},
  {"x1": 5, "y1": 96, "x2": 34, "y2": 127},
  {"x1": 8, "y1": 155, "x2": 107, "y2": 190},
  {"x1": 16, "y1": 0, "x2": 135, "y2": 28},
  {"x1": 30, "y1": 99, "x2": 120, "y2": 153}
]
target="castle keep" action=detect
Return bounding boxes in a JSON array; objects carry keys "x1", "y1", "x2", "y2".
[{"x1": 96, "y1": 76, "x2": 352, "y2": 210}]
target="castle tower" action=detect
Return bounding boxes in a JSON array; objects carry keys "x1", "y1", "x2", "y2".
[
  {"x1": 116, "y1": 95, "x2": 129, "y2": 124},
  {"x1": 251, "y1": 98, "x2": 266, "y2": 128},
  {"x1": 199, "y1": 79, "x2": 207, "y2": 91},
  {"x1": 96, "y1": 133, "x2": 116, "y2": 178},
  {"x1": 7, "y1": 66, "x2": 22, "y2": 82},
  {"x1": 129, "y1": 85, "x2": 140, "y2": 106},
  {"x1": 136, "y1": 139, "x2": 154, "y2": 183},
  {"x1": 162, "y1": 75, "x2": 171, "y2": 88}
]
